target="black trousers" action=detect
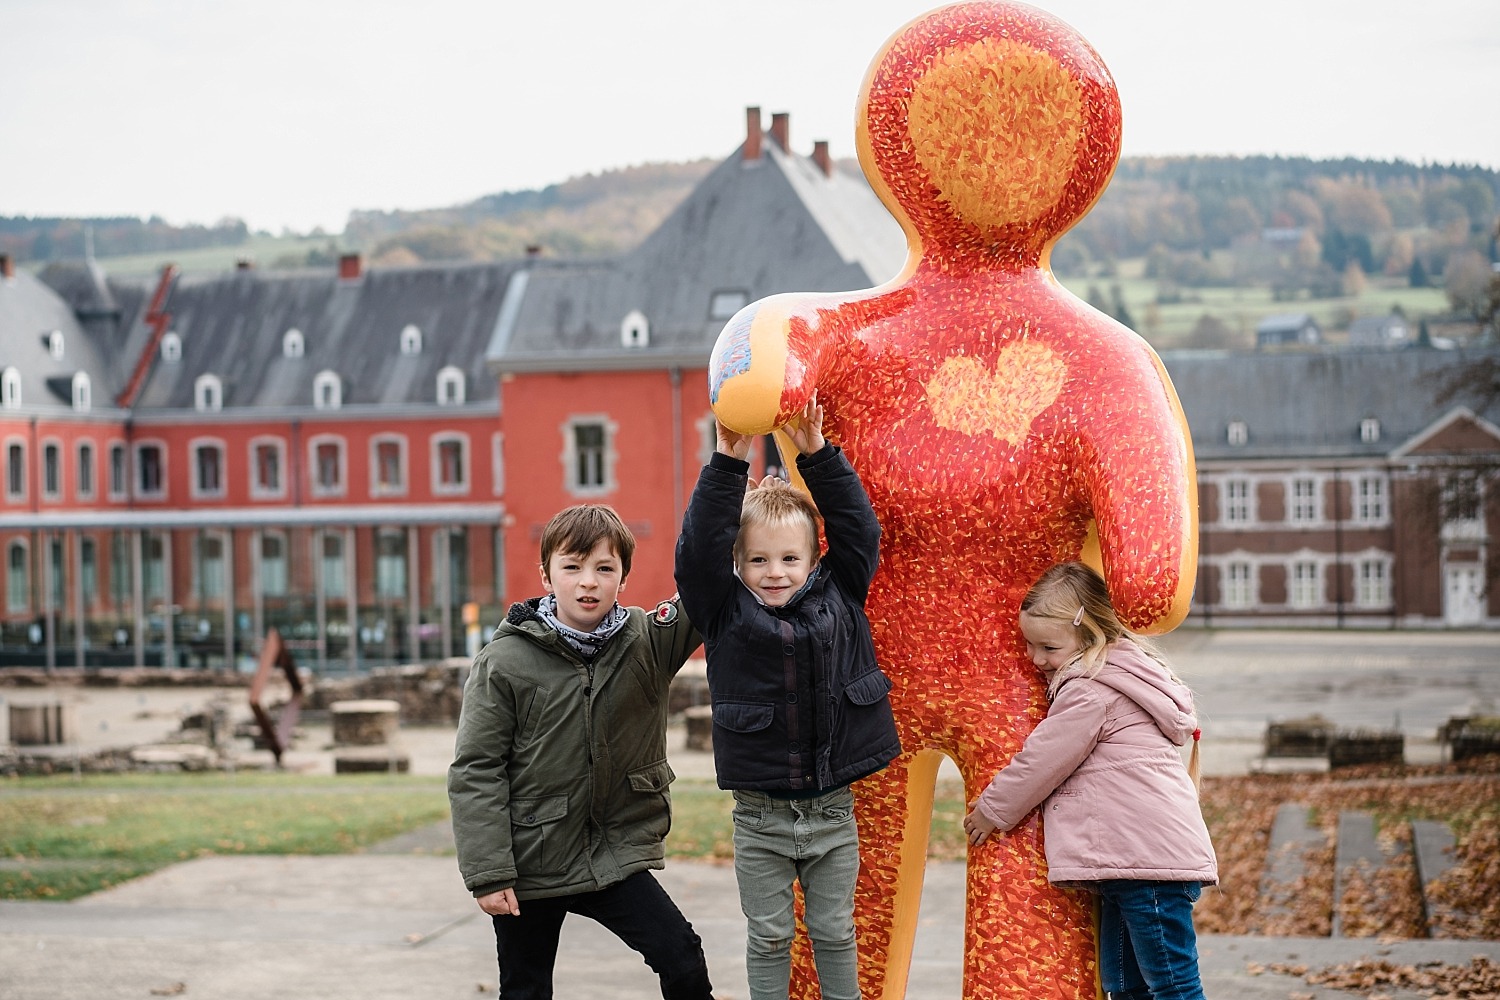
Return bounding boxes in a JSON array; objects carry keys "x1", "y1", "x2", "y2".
[{"x1": 491, "y1": 870, "x2": 714, "y2": 1000}]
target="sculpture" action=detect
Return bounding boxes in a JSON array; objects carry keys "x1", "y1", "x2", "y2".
[{"x1": 709, "y1": 2, "x2": 1198, "y2": 997}]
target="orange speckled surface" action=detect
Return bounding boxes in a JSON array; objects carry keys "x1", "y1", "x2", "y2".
[{"x1": 709, "y1": 3, "x2": 1197, "y2": 997}]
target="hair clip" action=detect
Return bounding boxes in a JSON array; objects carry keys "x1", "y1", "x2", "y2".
[{"x1": 1072, "y1": 607, "x2": 1084, "y2": 627}]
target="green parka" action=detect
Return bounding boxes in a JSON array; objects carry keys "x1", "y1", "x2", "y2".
[{"x1": 447, "y1": 596, "x2": 701, "y2": 900}]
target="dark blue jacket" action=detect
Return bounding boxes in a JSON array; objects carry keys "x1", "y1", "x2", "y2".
[{"x1": 675, "y1": 445, "x2": 900, "y2": 792}]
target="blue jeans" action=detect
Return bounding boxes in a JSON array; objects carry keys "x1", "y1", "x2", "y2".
[
  {"x1": 731, "y1": 786, "x2": 862, "y2": 1000},
  {"x1": 490, "y1": 870, "x2": 714, "y2": 1000},
  {"x1": 1096, "y1": 880, "x2": 1206, "y2": 1000}
]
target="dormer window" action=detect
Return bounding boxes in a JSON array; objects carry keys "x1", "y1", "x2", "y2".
[
  {"x1": 1360, "y1": 418, "x2": 1380, "y2": 443},
  {"x1": 2, "y1": 367, "x2": 20, "y2": 408},
  {"x1": 621, "y1": 310, "x2": 650, "y2": 349},
  {"x1": 313, "y1": 370, "x2": 342, "y2": 410},
  {"x1": 195, "y1": 373, "x2": 223, "y2": 412},
  {"x1": 47, "y1": 330, "x2": 64, "y2": 359},
  {"x1": 400, "y1": 324, "x2": 423, "y2": 356},
  {"x1": 1227, "y1": 420, "x2": 1248, "y2": 446},
  {"x1": 71, "y1": 372, "x2": 91, "y2": 412},
  {"x1": 436, "y1": 366, "x2": 465, "y2": 405},
  {"x1": 709, "y1": 290, "x2": 749, "y2": 322},
  {"x1": 161, "y1": 332, "x2": 182, "y2": 362},
  {"x1": 283, "y1": 328, "x2": 305, "y2": 358}
]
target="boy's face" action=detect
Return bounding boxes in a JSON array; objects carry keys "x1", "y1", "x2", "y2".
[
  {"x1": 541, "y1": 539, "x2": 625, "y2": 631},
  {"x1": 736, "y1": 519, "x2": 816, "y2": 607}
]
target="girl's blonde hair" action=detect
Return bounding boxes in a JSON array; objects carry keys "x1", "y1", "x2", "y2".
[{"x1": 1021, "y1": 561, "x2": 1201, "y2": 790}]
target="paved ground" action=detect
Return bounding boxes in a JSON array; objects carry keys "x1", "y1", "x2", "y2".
[{"x1": 2, "y1": 629, "x2": 1497, "y2": 998}]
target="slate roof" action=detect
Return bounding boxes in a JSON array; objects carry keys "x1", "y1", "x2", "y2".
[
  {"x1": 130, "y1": 261, "x2": 520, "y2": 412},
  {"x1": 0, "y1": 269, "x2": 121, "y2": 411},
  {"x1": 1162, "y1": 346, "x2": 1500, "y2": 461},
  {"x1": 487, "y1": 135, "x2": 906, "y2": 372}
]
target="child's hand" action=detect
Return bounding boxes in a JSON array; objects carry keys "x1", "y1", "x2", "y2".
[
  {"x1": 478, "y1": 887, "x2": 521, "y2": 917},
  {"x1": 716, "y1": 420, "x2": 753, "y2": 461},
  {"x1": 784, "y1": 394, "x2": 825, "y2": 455},
  {"x1": 963, "y1": 802, "x2": 998, "y2": 846}
]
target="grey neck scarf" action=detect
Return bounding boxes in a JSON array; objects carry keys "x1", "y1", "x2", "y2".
[{"x1": 537, "y1": 595, "x2": 629, "y2": 659}]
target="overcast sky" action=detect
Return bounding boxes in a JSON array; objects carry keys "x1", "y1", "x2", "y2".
[{"x1": 2, "y1": 0, "x2": 1497, "y2": 235}]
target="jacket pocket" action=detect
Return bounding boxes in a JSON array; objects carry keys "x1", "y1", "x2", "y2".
[
  {"x1": 514, "y1": 688, "x2": 550, "y2": 750},
  {"x1": 713, "y1": 701, "x2": 775, "y2": 733},
  {"x1": 510, "y1": 794, "x2": 569, "y2": 876},
  {"x1": 844, "y1": 669, "x2": 893, "y2": 706},
  {"x1": 628, "y1": 759, "x2": 676, "y2": 793},
  {"x1": 619, "y1": 759, "x2": 675, "y2": 844}
]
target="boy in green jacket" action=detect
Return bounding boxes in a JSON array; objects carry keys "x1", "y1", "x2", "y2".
[{"x1": 448, "y1": 504, "x2": 714, "y2": 1000}]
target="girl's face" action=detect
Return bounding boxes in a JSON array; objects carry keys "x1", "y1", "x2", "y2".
[{"x1": 1019, "y1": 610, "x2": 1083, "y2": 678}]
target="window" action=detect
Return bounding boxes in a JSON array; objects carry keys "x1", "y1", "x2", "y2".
[
  {"x1": 43, "y1": 442, "x2": 61, "y2": 499},
  {"x1": 400, "y1": 324, "x2": 422, "y2": 355},
  {"x1": 259, "y1": 533, "x2": 288, "y2": 597},
  {"x1": 142, "y1": 535, "x2": 165, "y2": 602},
  {"x1": 1442, "y1": 471, "x2": 1482, "y2": 524},
  {"x1": 192, "y1": 442, "x2": 225, "y2": 498},
  {"x1": 1355, "y1": 558, "x2": 1391, "y2": 608},
  {"x1": 80, "y1": 537, "x2": 97, "y2": 601},
  {"x1": 251, "y1": 439, "x2": 285, "y2": 498},
  {"x1": 47, "y1": 330, "x2": 64, "y2": 360},
  {"x1": 77, "y1": 442, "x2": 94, "y2": 499},
  {"x1": 108, "y1": 443, "x2": 127, "y2": 499},
  {"x1": 1227, "y1": 420, "x2": 1248, "y2": 446},
  {"x1": 320, "y1": 533, "x2": 347, "y2": 594},
  {"x1": 621, "y1": 309, "x2": 650, "y2": 348},
  {"x1": 196, "y1": 534, "x2": 225, "y2": 600},
  {"x1": 313, "y1": 370, "x2": 341, "y2": 409},
  {"x1": 375, "y1": 530, "x2": 407, "y2": 599},
  {"x1": 48, "y1": 537, "x2": 65, "y2": 608},
  {"x1": 434, "y1": 434, "x2": 468, "y2": 493},
  {"x1": 160, "y1": 332, "x2": 181, "y2": 362},
  {"x1": 372, "y1": 436, "x2": 406, "y2": 495},
  {"x1": 491, "y1": 432, "x2": 505, "y2": 496},
  {"x1": 110, "y1": 531, "x2": 131, "y2": 608},
  {"x1": 6, "y1": 542, "x2": 27, "y2": 612},
  {"x1": 436, "y1": 366, "x2": 466, "y2": 405},
  {"x1": 195, "y1": 374, "x2": 223, "y2": 412},
  {"x1": 135, "y1": 444, "x2": 165, "y2": 497},
  {"x1": 1222, "y1": 478, "x2": 1252, "y2": 524},
  {"x1": 1354, "y1": 475, "x2": 1386, "y2": 523},
  {"x1": 310, "y1": 437, "x2": 345, "y2": 496},
  {"x1": 5, "y1": 441, "x2": 24, "y2": 499},
  {"x1": 565, "y1": 418, "x2": 612, "y2": 494},
  {"x1": 283, "y1": 328, "x2": 304, "y2": 358},
  {"x1": 1289, "y1": 560, "x2": 1321, "y2": 608},
  {"x1": 1, "y1": 367, "x2": 19, "y2": 408},
  {"x1": 1360, "y1": 418, "x2": 1380, "y2": 443},
  {"x1": 709, "y1": 290, "x2": 749, "y2": 321},
  {"x1": 72, "y1": 372, "x2": 90, "y2": 412},
  {"x1": 1223, "y1": 562, "x2": 1254, "y2": 609},
  {"x1": 1288, "y1": 477, "x2": 1318, "y2": 523}
]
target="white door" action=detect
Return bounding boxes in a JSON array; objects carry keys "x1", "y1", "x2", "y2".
[{"x1": 1444, "y1": 565, "x2": 1485, "y2": 626}]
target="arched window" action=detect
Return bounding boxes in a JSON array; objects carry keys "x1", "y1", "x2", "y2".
[
  {"x1": 1, "y1": 367, "x2": 21, "y2": 408},
  {"x1": 160, "y1": 332, "x2": 182, "y2": 362},
  {"x1": 620, "y1": 310, "x2": 650, "y2": 348},
  {"x1": 194, "y1": 373, "x2": 223, "y2": 412},
  {"x1": 1227, "y1": 420, "x2": 1248, "y2": 446},
  {"x1": 283, "y1": 328, "x2": 305, "y2": 358},
  {"x1": 400, "y1": 324, "x2": 423, "y2": 356},
  {"x1": 436, "y1": 366, "x2": 465, "y2": 405},
  {"x1": 47, "y1": 330, "x2": 65, "y2": 359},
  {"x1": 313, "y1": 370, "x2": 342, "y2": 410},
  {"x1": 71, "y1": 372, "x2": 91, "y2": 412}
]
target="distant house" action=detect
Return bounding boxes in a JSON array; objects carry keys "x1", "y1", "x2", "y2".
[
  {"x1": 1348, "y1": 313, "x2": 1412, "y2": 348},
  {"x1": 1256, "y1": 313, "x2": 1322, "y2": 347}
]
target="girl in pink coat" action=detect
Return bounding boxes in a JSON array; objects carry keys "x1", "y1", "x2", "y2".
[{"x1": 963, "y1": 562, "x2": 1217, "y2": 1000}]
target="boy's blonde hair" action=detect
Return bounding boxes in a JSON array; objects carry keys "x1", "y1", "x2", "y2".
[
  {"x1": 539, "y1": 504, "x2": 635, "y2": 580},
  {"x1": 735, "y1": 478, "x2": 821, "y2": 564}
]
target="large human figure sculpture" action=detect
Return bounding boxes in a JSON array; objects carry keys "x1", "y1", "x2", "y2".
[{"x1": 708, "y1": 2, "x2": 1198, "y2": 997}]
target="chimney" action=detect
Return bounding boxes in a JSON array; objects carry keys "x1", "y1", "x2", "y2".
[
  {"x1": 744, "y1": 106, "x2": 762, "y2": 161},
  {"x1": 812, "y1": 140, "x2": 832, "y2": 177},
  {"x1": 770, "y1": 112, "x2": 789, "y2": 152},
  {"x1": 338, "y1": 252, "x2": 362, "y2": 281},
  {"x1": 0, "y1": 253, "x2": 12, "y2": 279}
]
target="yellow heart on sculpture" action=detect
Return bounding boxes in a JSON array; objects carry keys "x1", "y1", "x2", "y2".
[{"x1": 923, "y1": 341, "x2": 1068, "y2": 445}]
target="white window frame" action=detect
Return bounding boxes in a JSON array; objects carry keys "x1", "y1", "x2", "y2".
[
  {"x1": 283, "y1": 328, "x2": 305, "y2": 358},
  {"x1": 195, "y1": 531, "x2": 227, "y2": 600},
  {"x1": 313, "y1": 370, "x2": 342, "y2": 410},
  {"x1": 249, "y1": 437, "x2": 287, "y2": 500},
  {"x1": 1360, "y1": 418, "x2": 1380, "y2": 443},
  {"x1": 432, "y1": 432, "x2": 470, "y2": 496},
  {"x1": 370, "y1": 434, "x2": 408, "y2": 497},
  {"x1": 1288, "y1": 476, "x2": 1320, "y2": 524},
  {"x1": 491, "y1": 432, "x2": 505, "y2": 496},
  {"x1": 1227, "y1": 420, "x2": 1248, "y2": 446},
  {"x1": 72, "y1": 372, "x2": 91, "y2": 412},
  {"x1": 400, "y1": 324, "x2": 422, "y2": 356},
  {"x1": 1288, "y1": 558, "x2": 1322, "y2": 609},
  {"x1": 41, "y1": 439, "x2": 63, "y2": 501},
  {"x1": 134, "y1": 441, "x2": 167, "y2": 500},
  {"x1": 436, "y1": 366, "x2": 466, "y2": 406},
  {"x1": 6, "y1": 540, "x2": 29, "y2": 613},
  {"x1": 107, "y1": 442, "x2": 127, "y2": 500},
  {"x1": 1354, "y1": 553, "x2": 1393, "y2": 609},
  {"x1": 76, "y1": 440, "x2": 95, "y2": 500},
  {"x1": 308, "y1": 434, "x2": 347, "y2": 498},
  {"x1": 621, "y1": 309, "x2": 650, "y2": 348},
  {"x1": 319, "y1": 531, "x2": 347, "y2": 595},
  {"x1": 160, "y1": 332, "x2": 181, "y2": 362},
  {"x1": 190, "y1": 439, "x2": 227, "y2": 500},
  {"x1": 1, "y1": 367, "x2": 20, "y2": 408},
  {"x1": 47, "y1": 330, "x2": 65, "y2": 359},
  {"x1": 563, "y1": 416, "x2": 616, "y2": 496},
  {"x1": 1222, "y1": 477, "x2": 1254, "y2": 526},
  {"x1": 1353, "y1": 474, "x2": 1388, "y2": 525},
  {"x1": 5, "y1": 438, "x2": 26, "y2": 501},
  {"x1": 259, "y1": 531, "x2": 289, "y2": 597},
  {"x1": 1223, "y1": 560, "x2": 1255, "y2": 609},
  {"x1": 375, "y1": 529, "x2": 407, "y2": 600},
  {"x1": 194, "y1": 373, "x2": 223, "y2": 412}
]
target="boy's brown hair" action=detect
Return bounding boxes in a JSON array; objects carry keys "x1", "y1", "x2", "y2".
[
  {"x1": 735, "y1": 479, "x2": 822, "y2": 564},
  {"x1": 539, "y1": 504, "x2": 636, "y2": 579}
]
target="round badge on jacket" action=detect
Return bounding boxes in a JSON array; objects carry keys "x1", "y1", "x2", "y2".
[{"x1": 652, "y1": 600, "x2": 679, "y2": 626}]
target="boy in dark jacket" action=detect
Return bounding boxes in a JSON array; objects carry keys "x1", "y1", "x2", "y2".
[
  {"x1": 675, "y1": 395, "x2": 900, "y2": 1000},
  {"x1": 448, "y1": 504, "x2": 714, "y2": 1000}
]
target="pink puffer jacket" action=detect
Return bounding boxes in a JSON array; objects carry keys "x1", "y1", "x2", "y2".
[{"x1": 973, "y1": 639, "x2": 1218, "y2": 886}]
